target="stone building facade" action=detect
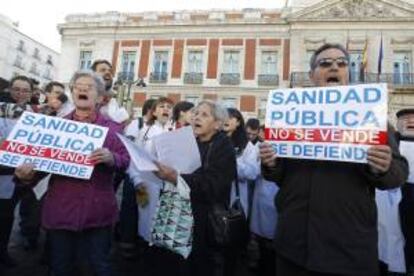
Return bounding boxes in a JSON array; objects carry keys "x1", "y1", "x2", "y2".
[
  {"x1": 58, "y1": 0, "x2": 414, "y2": 119},
  {"x1": 0, "y1": 14, "x2": 59, "y2": 88}
]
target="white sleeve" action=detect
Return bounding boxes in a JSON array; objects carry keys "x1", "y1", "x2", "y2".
[
  {"x1": 124, "y1": 119, "x2": 140, "y2": 138},
  {"x1": 237, "y1": 142, "x2": 260, "y2": 181}
]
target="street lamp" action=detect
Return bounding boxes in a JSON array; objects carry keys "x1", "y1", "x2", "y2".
[{"x1": 115, "y1": 71, "x2": 147, "y2": 114}]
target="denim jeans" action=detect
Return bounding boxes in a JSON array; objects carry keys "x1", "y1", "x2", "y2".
[{"x1": 48, "y1": 227, "x2": 112, "y2": 276}]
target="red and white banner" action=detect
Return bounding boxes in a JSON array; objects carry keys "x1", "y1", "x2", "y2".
[
  {"x1": 0, "y1": 112, "x2": 108, "y2": 179},
  {"x1": 264, "y1": 83, "x2": 388, "y2": 163}
]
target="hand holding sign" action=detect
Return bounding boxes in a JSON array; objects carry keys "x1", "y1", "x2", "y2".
[
  {"x1": 260, "y1": 142, "x2": 277, "y2": 167},
  {"x1": 14, "y1": 163, "x2": 36, "y2": 185},
  {"x1": 367, "y1": 145, "x2": 392, "y2": 173},
  {"x1": 89, "y1": 148, "x2": 114, "y2": 166}
]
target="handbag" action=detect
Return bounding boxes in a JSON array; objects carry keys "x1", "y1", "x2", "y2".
[
  {"x1": 151, "y1": 179, "x2": 193, "y2": 259},
  {"x1": 208, "y1": 189, "x2": 249, "y2": 247},
  {"x1": 205, "y1": 141, "x2": 249, "y2": 247}
]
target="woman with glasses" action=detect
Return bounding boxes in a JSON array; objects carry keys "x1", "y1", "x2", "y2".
[{"x1": 14, "y1": 71, "x2": 130, "y2": 276}]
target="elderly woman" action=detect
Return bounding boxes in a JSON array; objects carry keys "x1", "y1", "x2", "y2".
[
  {"x1": 155, "y1": 100, "x2": 236, "y2": 276},
  {"x1": 16, "y1": 71, "x2": 130, "y2": 276}
]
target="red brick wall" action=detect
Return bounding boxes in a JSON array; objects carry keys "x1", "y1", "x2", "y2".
[
  {"x1": 133, "y1": 92, "x2": 147, "y2": 107},
  {"x1": 111, "y1": 41, "x2": 120, "y2": 75},
  {"x1": 222, "y1": 39, "x2": 243, "y2": 46},
  {"x1": 121, "y1": 40, "x2": 140, "y2": 47},
  {"x1": 283, "y1": 39, "x2": 290, "y2": 81},
  {"x1": 207, "y1": 39, "x2": 219, "y2": 79},
  {"x1": 171, "y1": 40, "x2": 184, "y2": 78},
  {"x1": 259, "y1": 39, "x2": 281, "y2": 46},
  {"x1": 153, "y1": 39, "x2": 173, "y2": 46},
  {"x1": 186, "y1": 39, "x2": 207, "y2": 46},
  {"x1": 138, "y1": 40, "x2": 151, "y2": 78},
  {"x1": 240, "y1": 95, "x2": 256, "y2": 112},
  {"x1": 167, "y1": 93, "x2": 181, "y2": 104},
  {"x1": 244, "y1": 39, "x2": 256, "y2": 80}
]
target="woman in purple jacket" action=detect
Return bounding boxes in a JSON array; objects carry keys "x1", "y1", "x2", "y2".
[{"x1": 15, "y1": 70, "x2": 130, "y2": 276}]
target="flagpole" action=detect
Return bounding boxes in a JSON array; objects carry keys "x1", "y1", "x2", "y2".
[{"x1": 377, "y1": 31, "x2": 383, "y2": 83}]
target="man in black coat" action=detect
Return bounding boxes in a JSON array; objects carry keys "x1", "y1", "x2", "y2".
[
  {"x1": 259, "y1": 43, "x2": 408, "y2": 276},
  {"x1": 396, "y1": 108, "x2": 414, "y2": 273}
]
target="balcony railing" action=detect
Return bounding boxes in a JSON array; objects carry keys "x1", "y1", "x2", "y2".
[
  {"x1": 290, "y1": 72, "x2": 414, "y2": 88},
  {"x1": 258, "y1": 74, "x2": 279, "y2": 86},
  {"x1": 184, "y1": 72, "x2": 203, "y2": 84},
  {"x1": 290, "y1": 72, "x2": 313, "y2": 87},
  {"x1": 150, "y1": 72, "x2": 168, "y2": 83},
  {"x1": 117, "y1": 71, "x2": 135, "y2": 82},
  {"x1": 220, "y1": 73, "x2": 240, "y2": 85}
]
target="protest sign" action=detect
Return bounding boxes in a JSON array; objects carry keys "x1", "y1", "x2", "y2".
[
  {"x1": 0, "y1": 111, "x2": 108, "y2": 179},
  {"x1": 264, "y1": 83, "x2": 388, "y2": 163}
]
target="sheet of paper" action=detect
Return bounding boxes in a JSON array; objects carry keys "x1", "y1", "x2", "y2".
[
  {"x1": 400, "y1": 140, "x2": 414, "y2": 183},
  {"x1": 118, "y1": 134, "x2": 158, "y2": 171},
  {"x1": 152, "y1": 126, "x2": 201, "y2": 174}
]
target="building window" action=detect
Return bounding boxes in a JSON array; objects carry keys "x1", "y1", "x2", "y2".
[
  {"x1": 17, "y1": 40, "x2": 25, "y2": 52},
  {"x1": 220, "y1": 51, "x2": 240, "y2": 85},
  {"x1": 349, "y1": 52, "x2": 363, "y2": 83},
  {"x1": 187, "y1": 51, "x2": 203, "y2": 73},
  {"x1": 33, "y1": 48, "x2": 40, "y2": 60},
  {"x1": 79, "y1": 50, "x2": 92, "y2": 70},
  {"x1": 120, "y1": 51, "x2": 136, "y2": 81},
  {"x1": 221, "y1": 97, "x2": 237, "y2": 108},
  {"x1": 258, "y1": 98, "x2": 268, "y2": 120},
  {"x1": 304, "y1": 50, "x2": 314, "y2": 71},
  {"x1": 184, "y1": 95, "x2": 200, "y2": 105},
  {"x1": 43, "y1": 68, "x2": 52, "y2": 80},
  {"x1": 150, "y1": 51, "x2": 169, "y2": 83},
  {"x1": 258, "y1": 51, "x2": 279, "y2": 86},
  {"x1": 393, "y1": 52, "x2": 412, "y2": 85},
  {"x1": 46, "y1": 55, "x2": 53, "y2": 66},
  {"x1": 184, "y1": 50, "x2": 204, "y2": 84},
  {"x1": 223, "y1": 51, "x2": 240, "y2": 74},
  {"x1": 261, "y1": 51, "x2": 278, "y2": 74},
  {"x1": 29, "y1": 62, "x2": 39, "y2": 75},
  {"x1": 14, "y1": 55, "x2": 23, "y2": 69}
]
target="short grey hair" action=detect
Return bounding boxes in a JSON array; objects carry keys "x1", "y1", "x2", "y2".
[
  {"x1": 309, "y1": 43, "x2": 350, "y2": 71},
  {"x1": 196, "y1": 100, "x2": 228, "y2": 129},
  {"x1": 69, "y1": 70, "x2": 106, "y2": 97}
]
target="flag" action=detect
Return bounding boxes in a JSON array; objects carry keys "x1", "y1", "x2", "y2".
[
  {"x1": 378, "y1": 36, "x2": 383, "y2": 74},
  {"x1": 360, "y1": 39, "x2": 368, "y2": 80},
  {"x1": 361, "y1": 39, "x2": 368, "y2": 71}
]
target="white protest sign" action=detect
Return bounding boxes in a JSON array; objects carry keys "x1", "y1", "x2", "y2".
[
  {"x1": 0, "y1": 111, "x2": 108, "y2": 179},
  {"x1": 264, "y1": 83, "x2": 388, "y2": 163}
]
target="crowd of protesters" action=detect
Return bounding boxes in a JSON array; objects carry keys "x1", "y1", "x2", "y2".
[{"x1": 0, "y1": 43, "x2": 413, "y2": 276}]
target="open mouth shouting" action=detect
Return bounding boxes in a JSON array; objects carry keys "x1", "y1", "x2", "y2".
[{"x1": 326, "y1": 76, "x2": 341, "y2": 86}]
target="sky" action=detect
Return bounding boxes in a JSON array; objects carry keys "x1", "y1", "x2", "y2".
[{"x1": 2, "y1": 0, "x2": 287, "y2": 52}]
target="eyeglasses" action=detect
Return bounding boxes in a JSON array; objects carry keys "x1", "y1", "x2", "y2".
[
  {"x1": 11, "y1": 87, "x2": 32, "y2": 94},
  {"x1": 73, "y1": 84, "x2": 95, "y2": 92},
  {"x1": 316, "y1": 57, "x2": 349, "y2": 68}
]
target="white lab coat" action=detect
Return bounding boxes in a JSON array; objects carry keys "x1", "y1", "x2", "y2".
[
  {"x1": 376, "y1": 188, "x2": 406, "y2": 273},
  {"x1": 128, "y1": 121, "x2": 168, "y2": 242},
  {"x1": 250, "y1": 176, "x2": 279, "y2": 239},
  {"x1": 230, "y1": 142, "x2": 261, "y2": 215}
]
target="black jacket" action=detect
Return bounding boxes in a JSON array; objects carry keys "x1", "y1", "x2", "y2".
[
  {"x1": 263, "y1": 128, "x2": 408, "y2": 276},
  {"x1": 182, "y1": 131, "x2": 236, "y2": 249}
]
